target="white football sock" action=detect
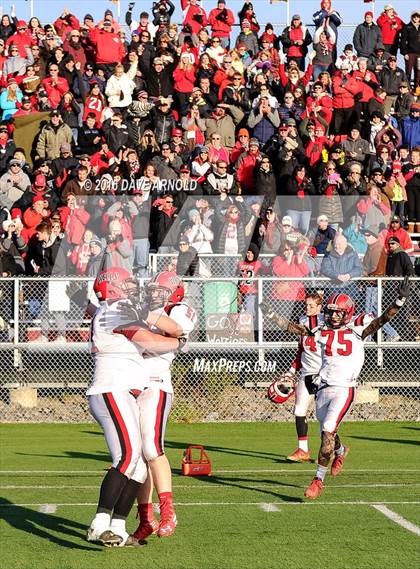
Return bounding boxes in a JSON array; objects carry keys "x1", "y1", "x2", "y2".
[
  {"x1": 91, "y1": 512, "x2": 110, "y2": 531},
  {"x1": 335, "y1": 445, "x2": 345, "y2": 456},
  {"x1": 298, "y1": 437, "x2": 309, "y2": 452},
  {"x1": 315, "y1": 464, "x2": 328, "y2": 482}
]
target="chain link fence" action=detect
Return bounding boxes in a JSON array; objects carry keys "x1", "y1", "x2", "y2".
[{"x1": 0, "y1": 275, "x2": 418, "y2": 423}]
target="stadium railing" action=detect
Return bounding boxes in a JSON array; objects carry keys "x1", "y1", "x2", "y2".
[{"x1": 0, "y1": 275, "x2": 418, "y2": 423}]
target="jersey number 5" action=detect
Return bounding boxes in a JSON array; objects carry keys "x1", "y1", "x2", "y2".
[{"x1": 322, "y1": 329, "x2": 353, "y2": 356}]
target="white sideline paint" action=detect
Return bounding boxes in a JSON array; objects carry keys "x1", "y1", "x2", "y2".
[
  {"x1": 1, "y1": 483, "x2": 419, "y2": 490},
  {"x1": 260, "y1": 503, "x2": 280, "y2": 512},
  {"x1": 38, "y1": 504, "x2": 57, "y2": 514},
  {"x1": 1, "y1": 469, "x2": 420, "y2": 475},
  {"x1": 1, "y1": 501, "x2": 419, "y2": 508},
  {"x1": 372, "y1": 505, "x2": 420, "y2": 536}
]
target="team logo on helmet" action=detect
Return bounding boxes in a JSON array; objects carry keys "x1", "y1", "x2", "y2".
[
  {"x1": 146, "y1": 271, "x2": 185, "y2": 310},
  {"x1": 94, "y1": 267, "x2": 138, "y2": 301},
  {"x1": 325, "y1": 293, "x2": 355, "y2": 327}
]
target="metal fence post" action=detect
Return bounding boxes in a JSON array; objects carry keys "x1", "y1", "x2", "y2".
[
  {"x1": 13, "y1": 277, "x2": 21, "y2": 370},
  {"x1": 377, "y1": 277, "x2": 383, "y2": 368}
]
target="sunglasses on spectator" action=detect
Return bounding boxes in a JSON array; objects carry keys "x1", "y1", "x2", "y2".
[
  {"x1": 380, "y1": 151, "x2": 388, "y2": 154},
  {"x1": 10, "y1": 163, "x2": 21, "y2": 168},
  {"x1": 165, "y1": 199, "x2": 173, "y2": 203},
  {"x1": 212, "y1": 136, "x2": 221, "y2": 140},
  {"x1": 230, "y1": 209, "x2": 239, "y2": 214},
  {"x1": 282, "y1": 224, "x2": 291, "y2": 227},
  {"x1": 18, "y1": 27, "x2": 27, "y2": 31},
  {"x1": 212, "y1": 39, "x2": 220, "y2": 43},
  {"x1": 218, "y1": 165, "x2": 227, "y2": 169},
  {"x1": 391, "y1": 220, "x2": 400, "y2": 224},
  {"x1": 327, "y1": 167, "x2": 335, "y2": 171}
]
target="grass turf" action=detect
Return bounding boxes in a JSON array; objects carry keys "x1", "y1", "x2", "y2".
[{"x1": 0, "y1": 422, "x2": 419, "y2": 569}]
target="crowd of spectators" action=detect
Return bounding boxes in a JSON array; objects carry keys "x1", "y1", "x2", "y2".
[{"x1": 0, "y1": 1, "x2": 418, "y2": 335}]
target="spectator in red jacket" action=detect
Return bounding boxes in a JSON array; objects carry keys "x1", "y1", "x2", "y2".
[
  {"x1": 173, "y1": 53, "x2": 197, "y2": 114},
  {"x1": 53, "y1": 8, "x2": 81, "y2": 41},
  {"x1": 236, "y1": 137, "x2": 265, "y2": 194},
  {"x1": 59, "y1": 194, "x2": 91, "y2": 246},
  {"x1": 332, "y1": 62, "x2": 360, "y2": 134},
  {"x1": 377, "y1": 5, "x2": 404, "y2": 56},
  {"x1": 88, "y1": 21, "x2": 126, "y2": 77},
  {"x1": 22, "y1": 196, "x2": 50, "y2": 242},
  {"x1": 380, "y1": 215, "x2": 414, "y2": 253},
  {"x1": 62, "y1": 28, "x2": 88, "y2": 72},
  {"x1": 41, "y1": 63, "x2": 70, "y2": 110},
  {"x1": 209, "y1": 1, "x2": 235, "y2": 49},
  {"x1": 280, "y1": 14, "x2": 313, "y2": 71},
  {"x1": 5, "y1": 20, "x2": 33, "y2": 58},
  {"x1": 181, "y1": 0, "x2": 208, "y2": 47}
]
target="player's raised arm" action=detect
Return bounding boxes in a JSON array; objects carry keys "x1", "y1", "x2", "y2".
[
  {"x1": 361, "y1": 276, "x2": 411, "y2": 340},
  {"x1": 259, "y1": 302, "x2": 315, "y2": 337}
]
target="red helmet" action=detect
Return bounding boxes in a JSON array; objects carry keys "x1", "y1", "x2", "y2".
[
  {"x1": 93, "y1": 267, "x2": 138, "y2": 301},
  {"x1": 325, "y1": 292, "x2": 355, "y2": 327},
  {"x1": 146, "y1": 271, "x2": 184, "y2": 310},
  {"x1": 267, "y1": 379, "x2": 295, "y2": 404}
]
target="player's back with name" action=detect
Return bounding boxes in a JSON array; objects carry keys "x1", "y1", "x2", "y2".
[
  {"x1": 316, "y1": 313, "x2": 374, "y2": 387},
  {"x1": 87, "y1": 299, "x2": 148, "y2": 395}
]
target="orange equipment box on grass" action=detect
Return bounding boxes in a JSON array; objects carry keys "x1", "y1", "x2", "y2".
[{"x1": 181, "y1": 445, "x2": 212, "y2": 476}]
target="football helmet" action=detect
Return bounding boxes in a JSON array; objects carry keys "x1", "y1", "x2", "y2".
[
  {"x1": 324, "y1": 293, "x2": 355, "y2": 327},
  {"x1": 93, "y1": 267, "x2": 139, "y2": 301},
  {"x1": 145, "y1": 271, "x2": 184, "y2": 310},
  {"x1": 267, "y1": 374, "x2": 295, "y2": 404}
]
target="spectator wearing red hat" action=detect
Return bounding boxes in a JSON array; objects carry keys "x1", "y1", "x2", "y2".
[
  {"x1": 377, "y1": 5, "x2": 403, "y2": 56},
  {"x1": 22, "y1": 195, "x2": 50, "y2": 242},
  {"x1": 209, "y1": 1, "x2": 235, "y2": 49},
  {"x1": 353, "y1": 11, "x2": 384, "y2": 58},
  {"x1": 13, "y1": 173, "x2": 59, "y2": 214},
  {"x1": 235, "y1": 138, "x2": 265, "y2": 194},
  {"x1": 230, "y1": 128, "x2": 249, "y2": 164},
  {"x1": 5, "y1": 20, "x2": 33, "y2": 58},
  {"x1": 238, "y1": 2, "x2": 260, "y2": 34}
]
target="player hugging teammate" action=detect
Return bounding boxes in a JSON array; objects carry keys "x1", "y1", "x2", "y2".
[
  {"x1": 82, "y1": 268, "x2": 196, "y2": 547},
  {"x1": 263, "y1": 277, "x2": 411, "y2": 499}
]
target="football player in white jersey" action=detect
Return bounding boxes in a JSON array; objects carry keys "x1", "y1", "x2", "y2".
[
  {"x1": 85, "y1": 267, "x2": 185, "y2": 547},
  {"x1": 125, "y1": 271, "x2": 197, "y2": 541},
  {"x1": 286, "y1": 292, "x2": 324, "y2": 463},
  {"x1": 260, "y1": 276, "x2": 411, "y2": 499}
]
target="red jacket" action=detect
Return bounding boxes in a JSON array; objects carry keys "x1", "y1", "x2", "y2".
[
  {"x1": 381, "y1": 227, "x2": 413, "y2": 252},
  {"x1": 5, "y1": 31, "x2": 34, "y2": 58},
  {"x1": 42, "y1": 76, "x2": 70, "y2": 109},
  {"x1": 332, "y1": 74, "x2": 359, "y2": 109},
  {"x1": 230, "y1": 141, "x2": 248, "y2": 165},
  {"x1": 88, "y1": 28, "x2": 126, "y2": 65},
  {"x1": 351, "y1": 70, "x2": 378, "y2": 103},
  {"x1": 23, "y1": 208, "x2": 49, "y2": 241},
  {"x1": 181, "y1": 0, "x2": 208, "y2": 35},
  {"x1": 377, "y1": 13, "x2": 404, "y2": 45},
  {"x1": 238, "y1": 259, "x2": 265, "y2": 294},
  {"x1": 271, "y1": 256, "x2": 309, "y2": 301},
  {"x1": 53, "y1": 14, "x2": 81, "y2": 40},
  {"x1": 236, "y1": 151, "x2": 260, "y2": 193},
  {"x1": 304, "y1": 93, "x2": 333, "y2": 123},
  {"x1": 173, "y1": 66, "x2": 196, "y2": 93},
  {"x1": 208, "y1": 8, "x2": 235, "y2": 38},
  {"x1": 59, "y1": 206, "x2": 90, "y2": 246}
]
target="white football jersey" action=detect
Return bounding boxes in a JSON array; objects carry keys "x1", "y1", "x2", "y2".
[
  {"x1": 143, "y1": 302, "x2": 197, "y2": 393},
  {"x1": 87, "y1": 300, "x2": 150, "y2": 395},
  {"x1": 291, "y1": 314, "x2": 323, "y2": 376},
  {"x1": 317, "y1": 313, "x2": 374, "y2": 387}
]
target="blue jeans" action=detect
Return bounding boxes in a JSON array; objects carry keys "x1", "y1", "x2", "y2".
[
  {"x1": 133, "y1": 238, "x2": 150, "y2": 276},
  {"x1": 220, "y1": 37, "x2": 230, "y2": 49},
  {"x1": 286, "y1": 209, "x2": 312, "y2": 235},
  {"x1": 365, "y1": 286, "x2": 398, "y2": 338}
]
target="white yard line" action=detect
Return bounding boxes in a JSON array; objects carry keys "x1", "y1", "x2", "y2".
[
  {"x1": 372, "y1": 504, "x2": 420, "y2": 536},
  {"x1": 259, "y1": 503, "x2": 280, "y2": 512},
  {"x1": 38, "y1": 504, "x2": 57, "y2": 514},
  {"x1": 1, "y1": 469, "x2": 419, "y2": 475},
  {"x1": 1, "y1": 483, "x2": 419, "y2": 490},
  {"x1": 1, "y1": 501, "x2": 419, "y2": 508}
]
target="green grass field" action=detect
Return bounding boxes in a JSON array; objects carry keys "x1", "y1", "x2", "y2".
[{"x1": 0, "y1": 422, "x2": 419, "y2": 569}]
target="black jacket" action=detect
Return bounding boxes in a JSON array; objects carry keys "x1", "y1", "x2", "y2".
[
  {"x1": 386, "y1": 247, "x2": 414, "y2": 277},
  {"x1": 400, "y1": 21, "x2": 420, "y2": 55},
  {"x1": 176, "y1": 246, "x2": 199, "y2": 277}
]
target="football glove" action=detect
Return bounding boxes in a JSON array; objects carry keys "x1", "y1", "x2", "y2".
[
  {"x1": 66, "y1": 281, "x2": 88, "y2": 308},
  {"x1": 117, "y1": 301, "x2": 149, "y2": 324},
  {"x1": 396, "y1": 276, "x2": 410, "y2": 306}
]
